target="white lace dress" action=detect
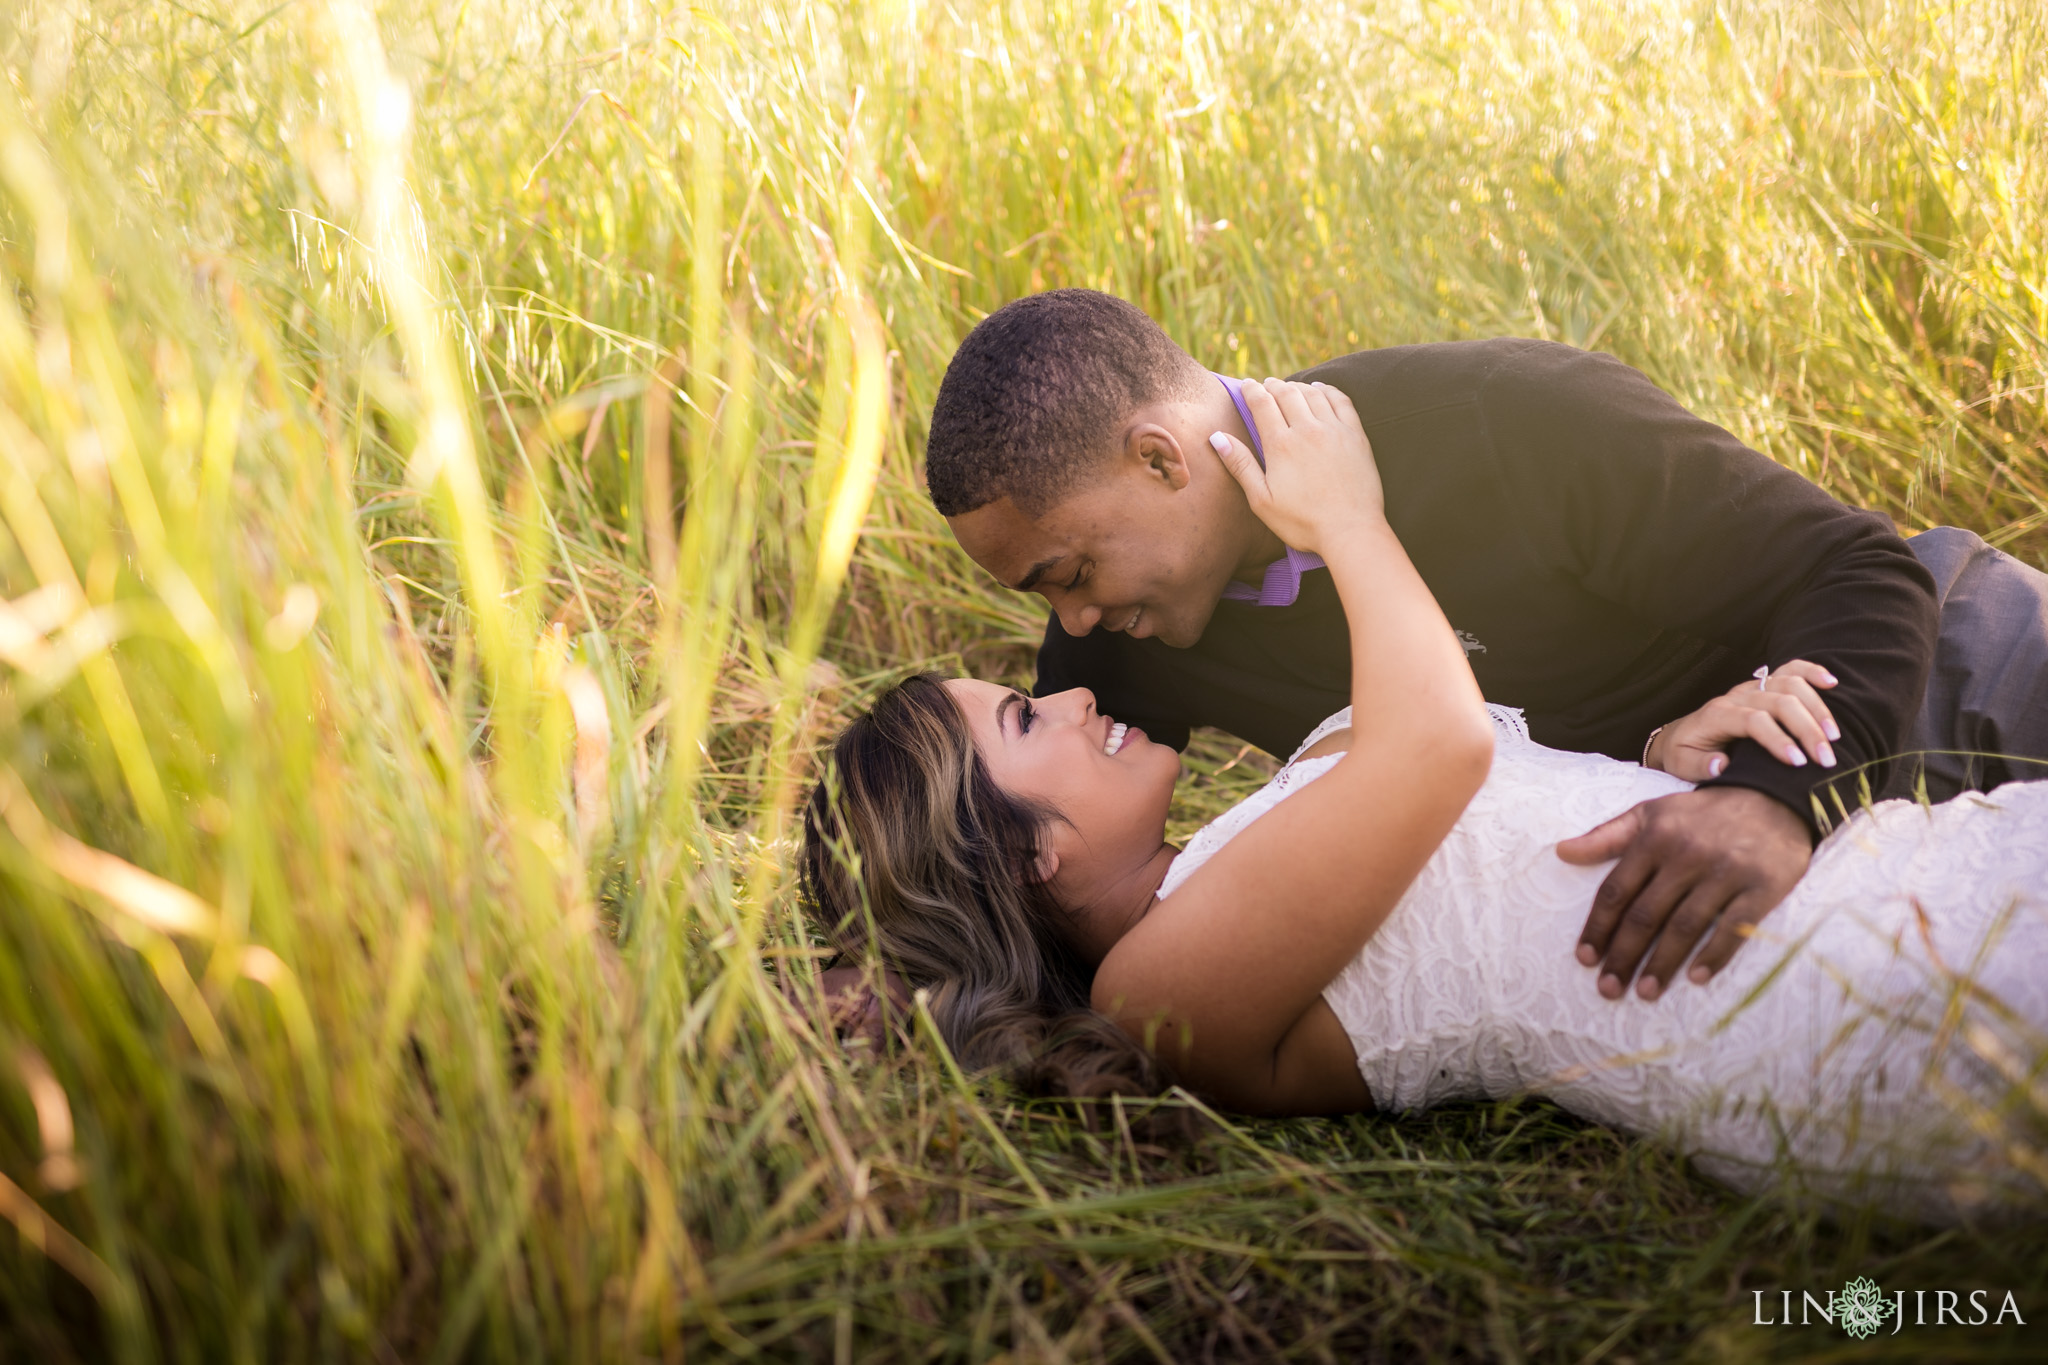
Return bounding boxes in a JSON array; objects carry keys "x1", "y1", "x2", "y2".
[{"x1": 1157, "y1": 705, "x2": 2048, "y2": 1221}]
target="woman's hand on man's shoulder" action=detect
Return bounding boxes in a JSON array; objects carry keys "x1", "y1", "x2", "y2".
[{"x1": 1209, "y1": 377, "x2": 1385, "y2": 556}]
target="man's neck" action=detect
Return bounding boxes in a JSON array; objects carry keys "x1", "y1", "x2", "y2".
[
  {"x1": 1204, "y1": 377, "x2": 1289, "y2": 582},
  {"x1": 1231, "y1": 515, "x2": 1288, "y2": 584}
]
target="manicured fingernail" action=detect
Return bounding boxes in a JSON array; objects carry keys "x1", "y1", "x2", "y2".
[
  {"x1": 1577, "y1": 943, "x2": 1599, "y2": 966},
  {"x1": 1819, "y1": 743, "x2": 1836, "y2": 767},
  {"x1": 1821, "y1": 671, "x2": 1837, "y2": 685},
  {"x1": 1209, "y1": 431, "x2": 1229, "y2": 454},
  {"x1": 1638, "y1": 976, "x2": 1662, "y2": 1001},
  {"x1": 1708, "y1": 755, "x2": 1726, "y2": 777},
  {"x1": 1688, "y1": 964, "x2": 1712, "y2": 984},
  {"x1": 1598, "y1": 973, "x2": 1623, "y2": 999},
  {"x1": 1825, "y1": 720, "x2": 1840, "y2": 741},
  {"x1": 1785, "y1": 746, "x2": 1807, "y2": 767}
]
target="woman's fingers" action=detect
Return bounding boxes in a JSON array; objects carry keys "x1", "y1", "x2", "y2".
[
  {"x1": 1751, "y1": 693, "x2": 1835, "y2": 767},
  {"x1": 1771, "y1": 658, "x2": 1839, "y2": 690},
  {"x1": 1208, "y1": 429, "x2": 1267, "y2": 499},
  {"x1": 1319, "y1": 382, "x2": 1361, "y2": 426},
  {"x1": 1767, "y1": 672, "x2": 1841, "y2": 745},
  {"x1": 1222, "y1": 377, "x2": 1385, "y2": 549},
  {"x1": 1752, "y1": 660, "x2": 1840, "y2": 760},
  {"x1": 1741, "y1": 706, "x2": 1809, "y2": 768},
  {"x1": 1261, "y1": 375, "x2": 1317, "y2": 428},
  {"x1": 1300, "y1": 380, "x2": 1339, "y2": 423},
  {"x1": 1659, "y1": 696, "x2": 1756, "y2": 778},
  {"x1": 1237, "y1": 371, "x2": 1287, "y2": 441},
  {"x1": 1661, "y1": 736, "x2": 1731, "y2": 782},
  {"x1": 1659, "y1": 687, "x2": 1836, "y2": 777}
]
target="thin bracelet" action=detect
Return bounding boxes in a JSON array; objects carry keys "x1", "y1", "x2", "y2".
[{"x1": 1641, "y1": 725, "x2": 1665, "y2": 769}]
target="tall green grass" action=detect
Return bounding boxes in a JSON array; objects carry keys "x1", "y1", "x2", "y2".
[{"x1": 1, "y1": 0, "x2": 2043, "y2": 1359}]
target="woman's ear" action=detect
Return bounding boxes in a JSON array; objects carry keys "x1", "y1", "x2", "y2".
[{"x1": 1025, "y1": 844, "x2": 1060, "y2": 885}]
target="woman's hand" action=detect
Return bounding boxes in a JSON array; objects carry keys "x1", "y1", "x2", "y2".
[
  {"x1": 1209, "y1": 378, "x2": 1384, "y2": 557},
  {"x1": 1645, "y1": 660, "x2": 1842, "y2": 781},
  {"x1": 786, "y1": 963, "x2": 914, "y2": 1050}
]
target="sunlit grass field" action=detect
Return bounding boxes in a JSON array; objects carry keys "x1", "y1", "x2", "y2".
[{"x1": 2, "y1": 0, "x2": 2045, "y2": 1358}]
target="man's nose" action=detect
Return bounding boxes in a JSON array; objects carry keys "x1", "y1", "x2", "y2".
[{"x1": 1053, "y1": 596, "x2": 1102, "y2": 638}]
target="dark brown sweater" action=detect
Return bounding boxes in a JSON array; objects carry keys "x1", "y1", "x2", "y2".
[{"x1": 1035, "y1": 338, "x2": 1939, "y2": 836}]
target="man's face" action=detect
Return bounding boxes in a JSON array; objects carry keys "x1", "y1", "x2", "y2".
[{"x1": 948, "y1": 413, "x2": 1269, "y2": 648}]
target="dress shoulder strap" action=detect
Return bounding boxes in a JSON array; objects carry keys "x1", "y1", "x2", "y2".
[
  {"x1": 1285, "y1": 707, "x2": 1355, "y2": 765},
  {"x1": 1285, "y1": 703, "x2": 1525, "y2": 767}
]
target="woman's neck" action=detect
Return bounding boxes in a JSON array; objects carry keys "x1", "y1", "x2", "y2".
[{"x1": 1063, "y1": 841, "x2": 1180, "y2": 966}]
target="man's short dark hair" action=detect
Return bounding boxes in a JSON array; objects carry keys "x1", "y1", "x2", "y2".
[{"x1": 925, "y1": 290, "x2": 1207, "y2": 517}]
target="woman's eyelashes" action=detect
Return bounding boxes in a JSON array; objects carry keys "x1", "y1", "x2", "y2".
[{"x1": 1018, "y1": 699, "x2": 1038, "y2": 733}]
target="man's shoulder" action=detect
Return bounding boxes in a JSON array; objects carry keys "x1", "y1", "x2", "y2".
[{"x1": 1293, "y1": 337, "x2": 1641, "y2": 424}]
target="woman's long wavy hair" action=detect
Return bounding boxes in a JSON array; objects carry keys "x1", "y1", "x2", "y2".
[{"x1": 799, "y1": 673, "x2": 1170, "y2": 1098}]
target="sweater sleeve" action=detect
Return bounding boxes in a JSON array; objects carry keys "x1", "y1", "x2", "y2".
[{"x1": 1479, "y1": 343, "x2": 1938, "y2": 836}]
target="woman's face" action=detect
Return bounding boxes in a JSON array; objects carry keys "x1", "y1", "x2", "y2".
[{"x1": 944, "y1": 680, "x2": 1181, "y2": 894}]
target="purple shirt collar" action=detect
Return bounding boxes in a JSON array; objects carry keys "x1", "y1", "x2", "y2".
[{"x1": 1213, "y1": 373, "x2": 1326, "y2": 607}]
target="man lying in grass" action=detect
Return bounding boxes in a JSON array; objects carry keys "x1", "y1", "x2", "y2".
[{"x1": 799, "y1": 376, "x2": 2048, "y2": 1222}]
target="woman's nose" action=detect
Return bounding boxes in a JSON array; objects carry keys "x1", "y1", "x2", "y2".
[{"x1": 1045, "y1": 687, "x2": 1097, "y2": 722}]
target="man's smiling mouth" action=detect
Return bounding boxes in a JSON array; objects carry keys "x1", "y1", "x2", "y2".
[{"x1": 1119, "y1": 607, "x2": 1142, "y2": 634}]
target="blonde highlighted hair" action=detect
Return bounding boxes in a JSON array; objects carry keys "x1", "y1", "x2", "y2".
[{"x1": 799, "y1": 673, "x2": 1168, "y2": 1098}]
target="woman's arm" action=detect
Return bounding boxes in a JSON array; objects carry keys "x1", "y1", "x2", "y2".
[{"x1": 1091, "y1": 379, "x2": 1494, "y2": 1114}]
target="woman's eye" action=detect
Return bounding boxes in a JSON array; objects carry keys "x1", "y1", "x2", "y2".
[{"x1": 1020, "y1": 702, "x2": 1037, "y2": 733}]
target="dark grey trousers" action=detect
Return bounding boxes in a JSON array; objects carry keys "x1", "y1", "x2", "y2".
[{"x1": 1880, "y1": 527, "x2": 2048, "y2": 802}]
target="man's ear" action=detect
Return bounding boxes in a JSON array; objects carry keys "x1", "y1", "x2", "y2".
[{"x1": 1126, "y1": 424, "x2": 1194, "y2": 491}]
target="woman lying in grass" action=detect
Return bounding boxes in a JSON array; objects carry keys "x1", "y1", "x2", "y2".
[{"x1": 799, "y1": 380, "x2": 2048, "y2": 1222}]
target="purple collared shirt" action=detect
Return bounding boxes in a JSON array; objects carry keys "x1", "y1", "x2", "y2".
[{"x1": 1213, "y1": 373, "x2": 1327, "y2": 607}]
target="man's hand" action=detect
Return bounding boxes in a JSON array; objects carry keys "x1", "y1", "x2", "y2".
[{"x1": 1557, "y1": 787, "x2": 1812, "y2": 1000}]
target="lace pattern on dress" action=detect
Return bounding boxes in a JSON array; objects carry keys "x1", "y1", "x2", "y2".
[
  {"x1": 1161, "y1": 704, "x2": 1524, "y2": 901},
  {"x1": 1153, "y1": 699, "x2": 2048, "y2": 1222}
]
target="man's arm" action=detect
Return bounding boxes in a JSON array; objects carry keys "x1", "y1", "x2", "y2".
[
  {"x1": 1482, "y1": 343, "x2": 1938, "y2": 997},
  {"x1": 1482, "y1": 344, "x2": 1938, "y2": 825}
]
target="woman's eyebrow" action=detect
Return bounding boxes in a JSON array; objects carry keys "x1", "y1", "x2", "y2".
[{"x1": 995, "y1": 691, "x2": 1025, "y2": 739}]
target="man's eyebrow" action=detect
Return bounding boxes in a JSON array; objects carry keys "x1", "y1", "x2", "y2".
[
  {"x1": 1011, "y1": 556, "x2": 1066, "y2": 593},
  {"x1": 994, "y1": 691, "x2": 1025, "y2": 739}
]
